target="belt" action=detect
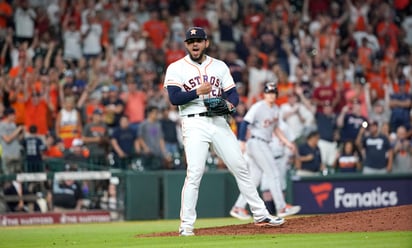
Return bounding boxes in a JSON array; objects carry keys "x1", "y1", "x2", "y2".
[
  {"x1": 251, "y1": 136, "x2": 270, "y2": 143},
  {"x1": 186, "y1": 112, "x2": 212, "y2": 118}
]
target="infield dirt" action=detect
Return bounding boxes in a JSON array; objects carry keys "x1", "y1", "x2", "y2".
[{"x1": 144, "y1": 204, "x2": 412, "y2": 237}]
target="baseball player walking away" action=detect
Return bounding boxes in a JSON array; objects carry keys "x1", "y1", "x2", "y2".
[
  {"x1": 164, "y1": 27, "x2": 285, "y2": 236},
  {"x1": 230, "y1": 82, "x2": 301, "y2": 220}
]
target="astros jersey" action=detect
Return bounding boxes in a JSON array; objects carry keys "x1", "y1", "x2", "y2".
[
  {"x1": 163, "y1": 55, "x2": 236, "y2": 116},
  {"x1": 244, "y1": 100, "x2": 279, "y2": 140}
]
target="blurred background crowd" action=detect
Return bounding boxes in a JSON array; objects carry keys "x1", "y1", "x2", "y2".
[{"x1": 0, "y1": 0, "x2": 411, "y2": 213}]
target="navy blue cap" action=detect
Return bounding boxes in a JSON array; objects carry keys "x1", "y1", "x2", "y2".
[
  {"x1": 93, "y1": 109, "x2": 103, "y2": 115},
  {"x1": 4, "y1": 107, "x2": 15, "y2": 116},
  {"x1": 185, "y1": 27, "x2": 207, "y2": 42}
]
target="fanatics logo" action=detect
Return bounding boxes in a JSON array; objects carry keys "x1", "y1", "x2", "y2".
[{"x1": 310, "y1": 183, "x2": 333, "y2": 208}]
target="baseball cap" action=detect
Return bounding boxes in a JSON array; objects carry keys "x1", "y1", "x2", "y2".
[
  {"x1": 101, "y1": 86, "x2": 110, "y2": 92},
  {"x1": 184, "y1": 27, "x2": 207, "y2": 42},
  {"x1": 71, "y1": 138, "x2": 83, "y2": 147},
  {"x1": 109, "y1": 85, "x2": 118, "y2": 92},
  {"x1": 64, "y1": 70, "x2": 74, "y2": 78},
  {"x1": 263, "y1": 82, "x2": 278, "y2": 94},
  {"x1": 4, "y1": 107, "x2": 15, "y2": 116},
  {"x1": 93, "y1": 108, "x2": 103, "y2": 115}
]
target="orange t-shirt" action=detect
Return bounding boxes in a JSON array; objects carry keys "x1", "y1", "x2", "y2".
[
  {"x1": 25, "y1": 99, "x2": 49, "y2": 135},
  {"x1": 122, "y1": 91, "x2": 147, "y2": 123},
  {"x1": 43, "y1": 146, "x2": 64, "y2": 158},
  {"x1": 275, "y1": 82, "x2": 294, "y2": 106},
  {"x1": 366, "y1": 71, "x2": 386, "y2": 99},
  {"x1": 9, "y1": 91, "x2": 26, "y2": 125},
  {"x1": 143, "y1": 20, "x2": 169, "y2": 49},
  {"x1": 8, "y1": 66, "x2": 34, "y2": 78},
  {"x1": 85, "y1": 103, "x2": 104, "y2": 123},
  {"x1": 357, "y1": 46, "x2": 372, "y2": 71},
  {"x1": 0, "y1": 2, "x2": 12, "y2": 28}
]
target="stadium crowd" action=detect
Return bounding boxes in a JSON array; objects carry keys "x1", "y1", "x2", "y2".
[{"x1": 0, "y1": 0, "x2": 412, "y2": 212}]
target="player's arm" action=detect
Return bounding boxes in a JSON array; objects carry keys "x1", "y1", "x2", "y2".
[
  {"x1": 166, "y1": 85, "x2": 199, "y2": 105},
  {"x1": 274, "y1": 127, "x2": 296, "y2": 153},
  {"x1": 224, "y1": 87, "x2": 239, "y2": 107},
  {"x1": 238, "y1": 120, "x2": 250, "y2": 153}
]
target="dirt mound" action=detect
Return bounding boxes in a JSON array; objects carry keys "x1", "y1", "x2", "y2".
[{"x1": 144, "y1": 204, "x2": 412, "y2": 237}]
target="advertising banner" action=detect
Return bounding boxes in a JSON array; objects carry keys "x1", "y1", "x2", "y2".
[
  {"x1": 292, "y1": 177, "x2": 412, "y2": 214},
  {"x1": 0, "y1": 211, "x2": 111, "y2": 226}
]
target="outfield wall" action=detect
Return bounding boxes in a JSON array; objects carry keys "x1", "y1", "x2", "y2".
[{"x1": 1, "y1": 170, "x2": 411, "y2": 222}]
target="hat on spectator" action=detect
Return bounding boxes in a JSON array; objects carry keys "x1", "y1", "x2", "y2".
[
  {"x1": 114, "y1": 70, "x2": 125, "y2": 81},
  {"x1": 185, "y1": 27, "x2": 207, "y2": 41},
  {"x1": 4, "y1": 107, "x2": 15, "y2": 116},
  {"x1": 64, "y1": 70, "x2": 74, "y2": 78},
  {"x1": 71, "y1": 138, "x2": 83, "y2": 147},
  {"x1": 101, "y1": 86, "x2": 110, "y2": 92},
  {"x1": 109, "y1": 85, "x2": 118, "y2": 92},
  {"x1": 374, "y1": 99, "x2": 385, "y2": 106},
  {"x1": 93, "y1": 108, "x2": 103, "y2": 115}
]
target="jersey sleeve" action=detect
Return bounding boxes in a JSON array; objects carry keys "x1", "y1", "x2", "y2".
[
  {"x1": 243, "y1": 103, "x2": 258, "y2": 124},
  {"x1": 220, "y1": 60, "x2": 236, "y2": 92},
  {"x1": 164, "y1": 62, "x2": 183, "y2": 89}
]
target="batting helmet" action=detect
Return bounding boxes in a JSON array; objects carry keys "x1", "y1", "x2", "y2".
[{"x1": 264, "y1": 82, "x2": 278, "y2": 94}]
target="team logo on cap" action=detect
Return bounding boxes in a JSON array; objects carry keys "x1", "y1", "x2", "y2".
[{"x1": 190, "y1": 29, "x2": 197, "y2": 35}]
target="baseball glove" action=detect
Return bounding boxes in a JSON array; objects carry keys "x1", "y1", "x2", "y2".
[{"x1": 203, "y1": 98, "x2": 236, "y2": 116}]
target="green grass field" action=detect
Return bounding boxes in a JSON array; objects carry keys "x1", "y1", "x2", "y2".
[{"x1": 1, "y1": 218, "x2": 411, "y2": 248}]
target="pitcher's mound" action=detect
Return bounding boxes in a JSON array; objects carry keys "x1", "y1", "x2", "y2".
[{"x1": 143, "y1": 204, "x2": 412, "y2": 237}]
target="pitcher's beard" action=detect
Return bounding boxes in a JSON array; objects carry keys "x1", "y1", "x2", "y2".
[{"x1": 189, "y1": 50, "x2": 206, "y2": 64}]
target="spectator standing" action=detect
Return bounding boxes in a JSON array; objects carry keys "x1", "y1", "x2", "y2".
[
  {"x1": 298, "y1": 86, "x2": 339, "y2": 168},
  {"x1": 160, "y1": 106, "x2": 182, "y2": 169},
  {"x1": 110, "y1": 115, "x2": 139, "y2": 170},
  {"x1": 279, "y1": 90, "x2": 314, "y2": 143},
  {"x1": 24, "y1": 84, "x2": 53, "y2": 137},
  {"x1": 21, "y1": 125, "x2": 46, "y2": 172},
  {"x1": 337, "y1": 100, "x2": 368, "y2": 143},
  {"x1": 81, "y1": 12, "x2": 102, "y2": 60},
  {"x1": 389, "y1": 79, "x2": 412, "y2": 132},
  {"x1": 138, "y1": 106, "x2": 171, "y2": 170},
  {"x1": 295, "y1": 131, "x2": 325, "y2": 176},
  {"x1": 82, "y1": 109, "x2": 109, "y2": 167},
  {"x1": 62, "y1": 19, "x2": 82, "y2": 64},
  {"x1": 364, "y1": 83, "x2": 391, "y2": 128},
  {"x1": 356, "y1": 120, "x2": 393, "y2": 174},
  {"x1": 13, "y1": 0, "x2": 36, "y2": 44},
  {"x1": 0, "y1": 0, "x2": 12, "y2": 39},
  {"x1": 391, "y1": 125, "x2": 412, "y2": 173},
  {"x1": 120, "y1": 75, "x2": 147, "y2": 133},
  {"x1": 102, "y1": 85, "x2": 124, "y2": 131},
  {"x1": 55, "y1": 96, "x2": 82, "y2": 149},
  {"x1": 0, "y1": 108, "x2": 24, "y2": 175},
  {"x1": 8, "y1": 77, "x2": 26, "y2": 126},
  {"x1": 142, "y1": 9, "x2": 169, "y2": 50},
  {"x1": 312, "y1": 70, "x2": 338, "y2": 114}
]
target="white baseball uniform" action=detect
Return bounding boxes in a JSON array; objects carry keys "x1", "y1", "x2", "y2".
[
  {"x1": 164, "y1": 55, "x2": 270, "y2": 231},
  {"x1": 232, "y1": 100, "x2": 287, "y2": 212}
]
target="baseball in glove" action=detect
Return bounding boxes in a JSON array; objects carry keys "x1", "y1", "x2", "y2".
[{"x1": 203, "y1": 98, "x2": 236, "y2": 116}]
